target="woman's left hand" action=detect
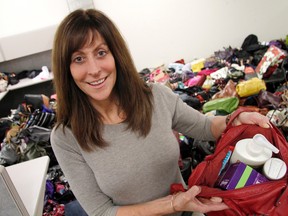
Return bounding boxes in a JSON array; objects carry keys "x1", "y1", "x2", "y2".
[
  {"x1": 232, "y1": 111, "x2": 271, "y2": 128},
  {"x1": 172, "y1": 186, "x2": 229, "y2": 213}
]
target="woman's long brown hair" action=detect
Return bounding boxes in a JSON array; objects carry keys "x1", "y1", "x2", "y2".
[{"x1": 52, "y1": 9, "x2": 153, "y2": 151}]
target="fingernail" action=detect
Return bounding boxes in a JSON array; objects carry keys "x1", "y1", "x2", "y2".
[
  {"x1": 210, "y1": 197, "x2": 222, "y2": 202},
  {"x1": 193, "y1": 185, "x2": 201, "y2": 192}
]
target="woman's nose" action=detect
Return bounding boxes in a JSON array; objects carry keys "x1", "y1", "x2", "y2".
[{"x1": 87, "y1": 58, "x2": 101, "y2": 75}]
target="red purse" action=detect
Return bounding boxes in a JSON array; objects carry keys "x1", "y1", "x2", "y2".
[{"x1": 171, "y1": 107, "x2": 288, "y2": 216}]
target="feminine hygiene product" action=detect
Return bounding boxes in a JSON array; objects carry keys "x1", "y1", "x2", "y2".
[{"x1": 216, "y1": 162, "x2": 268, "y2": 190}]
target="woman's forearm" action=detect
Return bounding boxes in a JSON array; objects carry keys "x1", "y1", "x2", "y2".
[
  {"x1": 116, "y1": 195, "x2": 175, "y2": 216},
  {"x1": 116, "y1": 185, "x2": 229, "y2": 215}
]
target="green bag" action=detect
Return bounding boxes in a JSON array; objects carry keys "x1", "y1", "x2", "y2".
[{"x1": 202, "y1": 97, "x2": 239, "y2": 114}]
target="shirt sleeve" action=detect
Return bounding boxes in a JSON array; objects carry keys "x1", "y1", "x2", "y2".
[
  {"x1": 152, "y1": 83, "x2": 215, "y2": 141},
  {"x1": 50, "y1": 126, "x2": 119, "y2": 216}
]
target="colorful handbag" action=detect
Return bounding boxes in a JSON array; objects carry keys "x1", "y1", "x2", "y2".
[
  {"x1": 255, "y1": 45, "x2": 286, "y2": 79},
  {"x1": 202, "y1": 97, "x2": 239, "y2": 114},
  {"x1": 212, "y1": 80, "x2": 238, "y2": 100},
  {"x1": 171, "y1": 107, "x2": 288, "y2": 216},
  {"x1": 236, "y1": 77, "x2": 266, "y2": 98}
]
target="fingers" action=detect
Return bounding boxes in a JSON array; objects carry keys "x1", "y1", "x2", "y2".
[
  {"x1": 198, "y1": 197, "x2": 229, "y2": 212},
  {"x1": 259, "y1": 121, "x2": 271, "y2": 128},
  {"x1": 184, "y1": 187, "x2": 229, "y2": 213},
  {"x1": 187, "y1": 185, "x2": 201, "y2": 197},
  {"x1": 207, "y1": 201, "x2": 229, "y2": 212},
  {"x1": 238, "y1": 112, "x2": 271, "y2": 128},
  {"x1": 252, "y1": 113, "x2": 271, "y2": 128}
]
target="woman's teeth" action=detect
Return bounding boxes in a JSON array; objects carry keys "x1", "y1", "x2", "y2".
[{"x1": 90, "y1": 78, "x2": 105, "y2": 85}]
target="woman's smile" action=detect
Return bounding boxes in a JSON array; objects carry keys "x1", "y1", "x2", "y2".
[{"x1": 87, "y1": 76, "x2": 107, "y2": 87}]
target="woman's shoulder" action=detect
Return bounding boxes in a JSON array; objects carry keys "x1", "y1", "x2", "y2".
[
  {"x1": 148, "y1": 83, "x2": 179, "y2": 109},
  {"x1": 149, "y1": 82, "x2": 176, "y2": 97},
  {"x1": 51, "y1": 124, "x2": 73, "y2": 142},
  {"x1": 50, "y1": 124, "x2": 81, "y2": 151}
]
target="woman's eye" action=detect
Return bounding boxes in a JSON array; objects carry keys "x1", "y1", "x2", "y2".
[
  {"x1": 98, "y1": 50, "x2": 107, "y2": 57},
  {"x1": 74, "y1": 56, "x2": 84, "y2": 63}
]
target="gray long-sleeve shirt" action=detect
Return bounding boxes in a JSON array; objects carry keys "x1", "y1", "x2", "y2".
[{"x1": 51, "y1": 83, "x2": 215, "y2": 216}]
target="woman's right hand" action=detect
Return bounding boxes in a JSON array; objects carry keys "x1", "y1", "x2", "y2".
[{"x1": 172, "y1": 185, "x2": 229, "y2": 213}]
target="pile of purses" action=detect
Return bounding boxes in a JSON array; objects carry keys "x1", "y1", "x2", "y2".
[
  {"x1": 0, "y1": 92, "x2": 84, "y2": 216},
  {"x1": 0, "y1": 123, "x2": 55, "y2": 166},
  {"x1": 1, "y1": 69, "x2": 43, "y2": 86},
  {"x1": 174, "y1": 86, "x2": 212, "y2": 111},
  {"x1": 44, "y1": 165, "x2": 75, "y2": 210},
  {"x1": 43, "y1": 165, "x2": 88, "y2": 216},
  {"x1": 0, "y1": 93, "x2": 57, "y2": 166}
]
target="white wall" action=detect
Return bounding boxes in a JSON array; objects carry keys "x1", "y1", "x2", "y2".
[
  {"x1": 0, "y1": 0, "x2": 287, "y2": 70},
  {"x1": 0, "y1": 0, "x2": 69, "y2": 61},
  {"x1": 0, "y1": 0, "x2": 69, "y2": 38},
  {"x1": 94, "y1": 0, "x2": 288, "y2": 71},
  {"x1": 0, "y1": 0, "x2": 94, "y2": 61}
]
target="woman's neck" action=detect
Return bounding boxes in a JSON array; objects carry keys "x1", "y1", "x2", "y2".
[{"x1": 90, "y1": 97, "x2": 126, "y2": 125}]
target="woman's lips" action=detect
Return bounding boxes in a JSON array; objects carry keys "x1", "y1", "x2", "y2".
[{"x1": 88, "y1": 77, "x2": 106, "y2": 86}]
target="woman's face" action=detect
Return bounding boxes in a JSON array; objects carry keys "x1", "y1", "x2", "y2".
[{"x1": 70, "y1": 32, "x2": 117, "y2": 105}]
